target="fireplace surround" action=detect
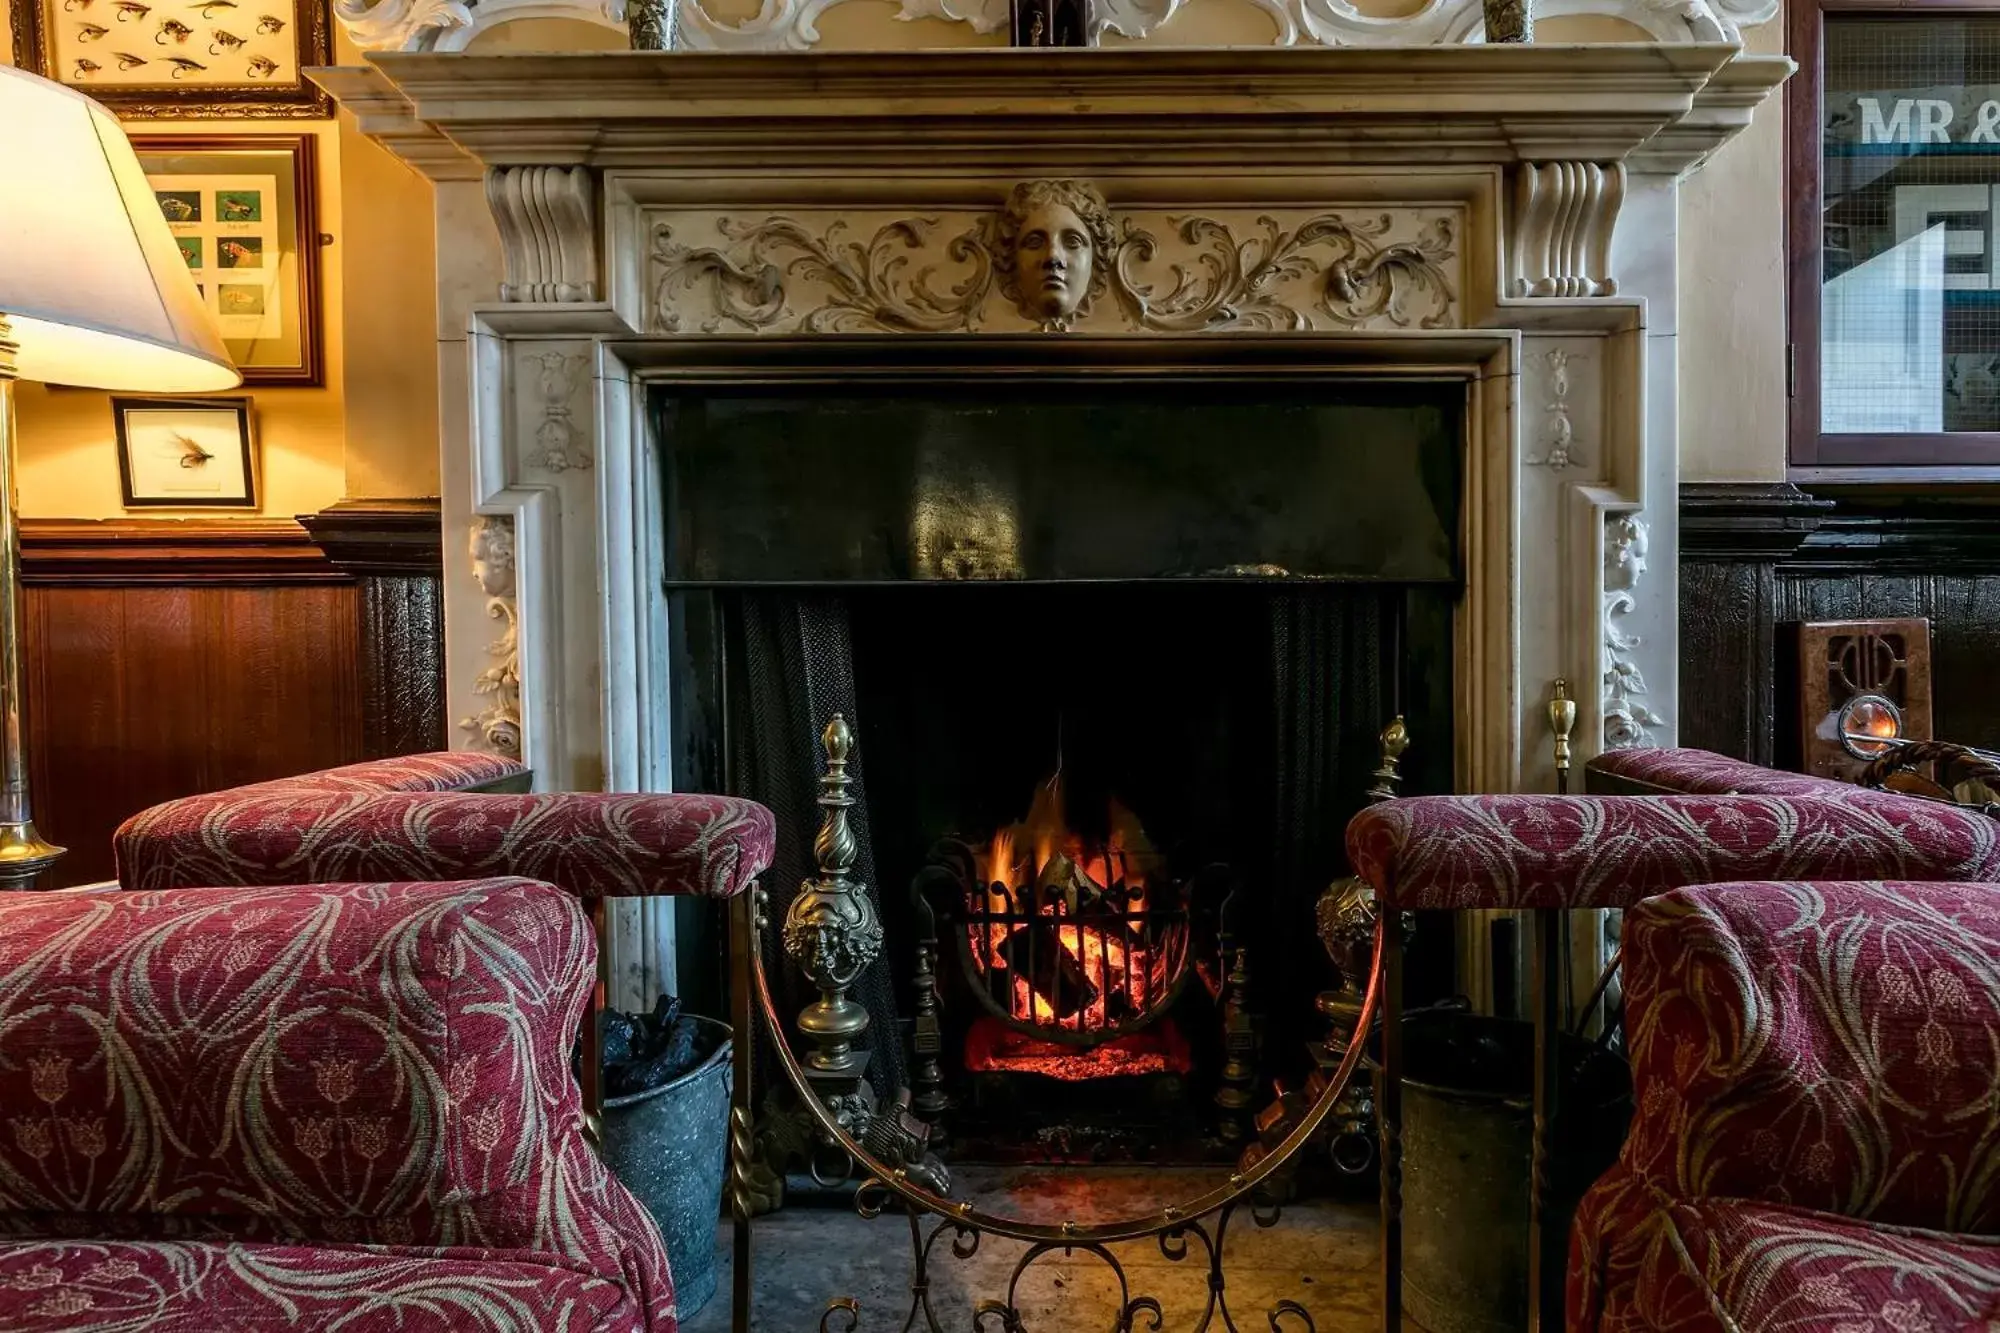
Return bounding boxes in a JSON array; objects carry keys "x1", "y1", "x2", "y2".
[{"x1": 315, "y1": 38, "x2": 1789, "y2": 1031}]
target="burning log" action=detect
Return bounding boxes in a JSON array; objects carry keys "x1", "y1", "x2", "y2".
[{"x1": 998, "y1": 924, "x2": 1099, "y2": 1020}]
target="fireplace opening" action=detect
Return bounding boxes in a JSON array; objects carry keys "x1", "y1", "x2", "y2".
[{"x1": 656, "y1": 371, "x2": 1464, "y2": 1170}]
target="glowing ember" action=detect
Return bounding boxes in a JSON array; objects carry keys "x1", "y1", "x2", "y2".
[
  {"x1": 971, "y1": 774, "x2": 1178, "y2": 1036},
  {"x1": 963, "y1": 1017, "x2": 1192, "y2": 1081}
]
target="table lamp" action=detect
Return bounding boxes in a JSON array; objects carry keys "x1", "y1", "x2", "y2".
[{"x1": 0, "y1": 65, "x2": 239, "y2": 888}]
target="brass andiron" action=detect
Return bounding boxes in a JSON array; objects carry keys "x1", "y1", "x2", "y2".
[
  {"x1": 1549, "y1": 678, "x2": 1576, "y2": 796},
  {"x1": 1240, "y1": 717, "x2": 1410, "y2": 1184},
  {"x1": 784, "y1": 714, "x2": 883, "y2": 1095},
  {"x1": 907, "y1": 890, "x2": 950, "y2": 1126},
  {"x1": 1213, "y1": 945, "x2": 1257, "y2": 1142},
  {"x1": 780, "y1": 714, "x2": 948, "y2": 1195}
]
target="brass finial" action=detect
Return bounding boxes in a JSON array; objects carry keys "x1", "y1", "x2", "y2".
[
  {"x1": 813, "y1": 713, "x2": 858, "y2": 879},
  {"x1": 1364, "y1": 716, "x2": 1409, "y2": 804},
  {"x1": 786, "y1": 713, "x2": 881, "y2": 1081},
  {"x1": 1549, "y1": 679, "x2": 1576, "y2": 794},
  {"x1": 823, "y1": 713, "x2": 853, "y2": 766}
]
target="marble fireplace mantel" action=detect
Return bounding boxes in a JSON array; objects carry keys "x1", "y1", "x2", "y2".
[{"x1": 316, "y1": 44, "x2": 1787, "y2": 1004}]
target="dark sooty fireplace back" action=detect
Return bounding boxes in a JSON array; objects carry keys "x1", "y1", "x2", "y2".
[{"x1": 659, "y1": 376, "x2": 1461, "y2": 1164}]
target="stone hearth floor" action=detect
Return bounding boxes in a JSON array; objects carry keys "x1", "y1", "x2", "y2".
[{"x1": 681, "y1": 1166, "x2": 1382, "y2": 1332}]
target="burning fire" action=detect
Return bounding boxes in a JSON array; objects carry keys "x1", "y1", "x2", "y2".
[{"x1": 974, "y1": 775, "x2": 1172, "y2": 1034}]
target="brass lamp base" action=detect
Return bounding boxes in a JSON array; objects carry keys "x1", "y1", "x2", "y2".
[
  {"x1": 0, "y1": 323, "x2": 65, "y2": 890},
  {"x1": 0, "y1": 820, "x2": 64, "y2": 890}
]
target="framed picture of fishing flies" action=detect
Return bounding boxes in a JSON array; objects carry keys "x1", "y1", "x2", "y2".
[
  {"x1": 8, "y1": 0, "x2": 330, "y2": 117},
  {"x1": 112, "y1": 396, "x2": 259, "y2": 509},
  {"x1": 131, "y1": 134, "x2": 324, "y2": 386}
]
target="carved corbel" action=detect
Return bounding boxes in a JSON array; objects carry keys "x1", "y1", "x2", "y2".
[
  {"x1": 486, "y1": 166, "x2": 600, "y2": 303},
  {"x1": 1509, "y1": 161, "x2": 1624, "y2": 299}
]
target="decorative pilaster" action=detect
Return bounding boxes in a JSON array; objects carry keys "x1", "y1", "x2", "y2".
[
  {"x1": 1509, "y1": 162, "x2": 1625, "y2": 298},
  {"x1": 486, "y1": 166, "x2": 600, "y2": 303}
]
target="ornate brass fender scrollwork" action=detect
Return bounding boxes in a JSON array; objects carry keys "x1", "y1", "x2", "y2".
[{"x1": 735, "y1": 712, "x2": 1387, "y2": 1331}]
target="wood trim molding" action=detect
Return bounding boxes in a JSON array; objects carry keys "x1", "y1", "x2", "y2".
[
  {"x1": 1683, "y1": 482, "x2": 2000, "y2": 570},
  {"x1": 297, "y1": 499, "x2": 445, "y2": 577},
  {"x1": 19, "y1": 519, "x2": 343, "y2": 586},
  {"x1": 1680, "y1": 482, "x2": 1832, "y2": 562}
]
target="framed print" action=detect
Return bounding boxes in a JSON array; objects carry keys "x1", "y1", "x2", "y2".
[
  {"x1": 113, "y1": 397, "x2": 258, "y2": 509},
  {"x1": 8, "y1": 0, "x2": 331, "y2": 118},
  {"x1": 132, "y1": 134, "x2": 323, "y2": 387}
]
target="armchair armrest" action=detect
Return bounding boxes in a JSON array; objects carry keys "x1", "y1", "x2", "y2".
[
  {"x1": 184, "y1": 752, "x2": 532, "y2": 797},
  {"x1": 1346, "y1": 791, "x2": 2000, "y2": 910},
  {"x1": 116, "y1": 789, "x2": 776, "y2": 900},
  {"x1": 1584, "y1": 746, "x2": 1851, "y2": 797}
]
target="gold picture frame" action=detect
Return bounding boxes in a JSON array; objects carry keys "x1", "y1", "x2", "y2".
[
  {"x1": 9, "y1": 0, "x2": 331, "y2": 118},
  {"x1": 132, "y1": 133, "x2": 324, "y2": 387}
]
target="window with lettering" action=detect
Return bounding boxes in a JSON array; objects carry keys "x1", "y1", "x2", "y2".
[{"x1": 1822, "y1": 15, "x2": 2000, "y2": 441}]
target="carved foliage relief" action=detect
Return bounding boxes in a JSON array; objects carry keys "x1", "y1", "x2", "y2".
[
  {"x1": 461, "y1": 515, "x2": 521, "y2": 759},
  {"x1": 514, "y1": 343, "x2": 594, "y2": 473},
  {"x1": 648, "y1": 184, "x2": 1460, "y2": 336}
]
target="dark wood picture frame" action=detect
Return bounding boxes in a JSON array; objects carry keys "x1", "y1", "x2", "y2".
[
  {"x1": 113, "y1": 396, "x2": 259, "y2": 510},
  {"x1": 1788, "y1": 0, "x2": 2000, "y2": 473},
  {"x1": 8, "y1": 0, "x2": 331, "y2": 118},
  {"x1": 131, "y1": 133, "x2": 324, "y2": 388}
]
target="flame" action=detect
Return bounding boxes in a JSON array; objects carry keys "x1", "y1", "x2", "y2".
[{"x1": 974, "y1": 775, "x2": 1166, "y2": 1034}]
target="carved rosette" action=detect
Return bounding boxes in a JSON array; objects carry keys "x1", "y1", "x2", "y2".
[
  {"x1": 647, "y1": 191, "x2": 1460, "y2": 337},
  {"x1": 460, "y1": 515, "x2": 521, "y2": 758}
]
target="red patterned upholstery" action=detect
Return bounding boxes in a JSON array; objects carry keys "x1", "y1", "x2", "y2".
[
  {"x1": 194, "y1": 751, "x2": 533, "y2": 797},
  {"x1": 116, "y1": 788, "x2": 775, "y2": 902},
  {"x1": 1621, "y1": 1201, "x2": 2000, "y2": 1333},
  {"x1": 1570, "y1": 880, "x2": 2000, "y2": 1333},
  {"x1": 0, "y1": 1241, "x2": 630, "y2": 1332},
  {"x1": 1346, "y1": 792, "x2": 2000, "y2": 910},
  {"x1": 0, "y1": 880, "x2": 675, "y2": 1331},
  {"x1": 1586, "y1": 747, "x2": 1851, "y2": 797}
]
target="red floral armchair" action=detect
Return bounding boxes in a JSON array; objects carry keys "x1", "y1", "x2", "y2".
[
  {"x1": 1571, "y1": 878, "x2": 2000, "y2": 1332},
  {"x1": 0, "y1": 877, "x2": 674, "y2": 1331},
  {"x1": 1345, "y1": 779, "x2": 2000, "y2": 1331},
  {"x1": 0, "y1": 752, "x2": 778, "y2": 1330},
  {"x1": 110, "y1": 752, "x2": 777, "y2": 1119}
]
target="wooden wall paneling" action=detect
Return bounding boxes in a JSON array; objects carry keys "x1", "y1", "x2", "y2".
[
  {"x1": 1927, "y1": 576, "x2": 2000, "y2": 746},
  {"x1": 1677, "y1": 483, "x2": 1830, "y2": 765},
  {"x1": 21, "y1": 520, "x2": 367, "y2": 888},
  {"x1": 1678, "y1": 561, "x2": 1775, "y2": 765},
  {"x1": 298, "y1": 500, "x2": 447, "y2": 758},
  {"x1": 1681, "y1": 483, "x2": 2000, "y2": 769}
]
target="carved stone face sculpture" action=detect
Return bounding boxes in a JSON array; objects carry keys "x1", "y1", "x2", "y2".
[
  {"x1": 1015, "y1": 201, "x2": 1093, "y2": 325},
  {"x1": 998, "y1": 180, "x2": 1113, "y2": 330}
]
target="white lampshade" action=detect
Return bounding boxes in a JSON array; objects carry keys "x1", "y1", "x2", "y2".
[{"x1": 0, "y1": 66, "x2": 238, "y2": 393}]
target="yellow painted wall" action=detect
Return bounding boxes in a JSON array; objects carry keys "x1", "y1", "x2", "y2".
[
  {"x1": 1679, "y1": 15, "x2": 1789, "y2": 482},
  {"x1": 2, "y1": 19, "x2": 439, "y2": 518}
]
